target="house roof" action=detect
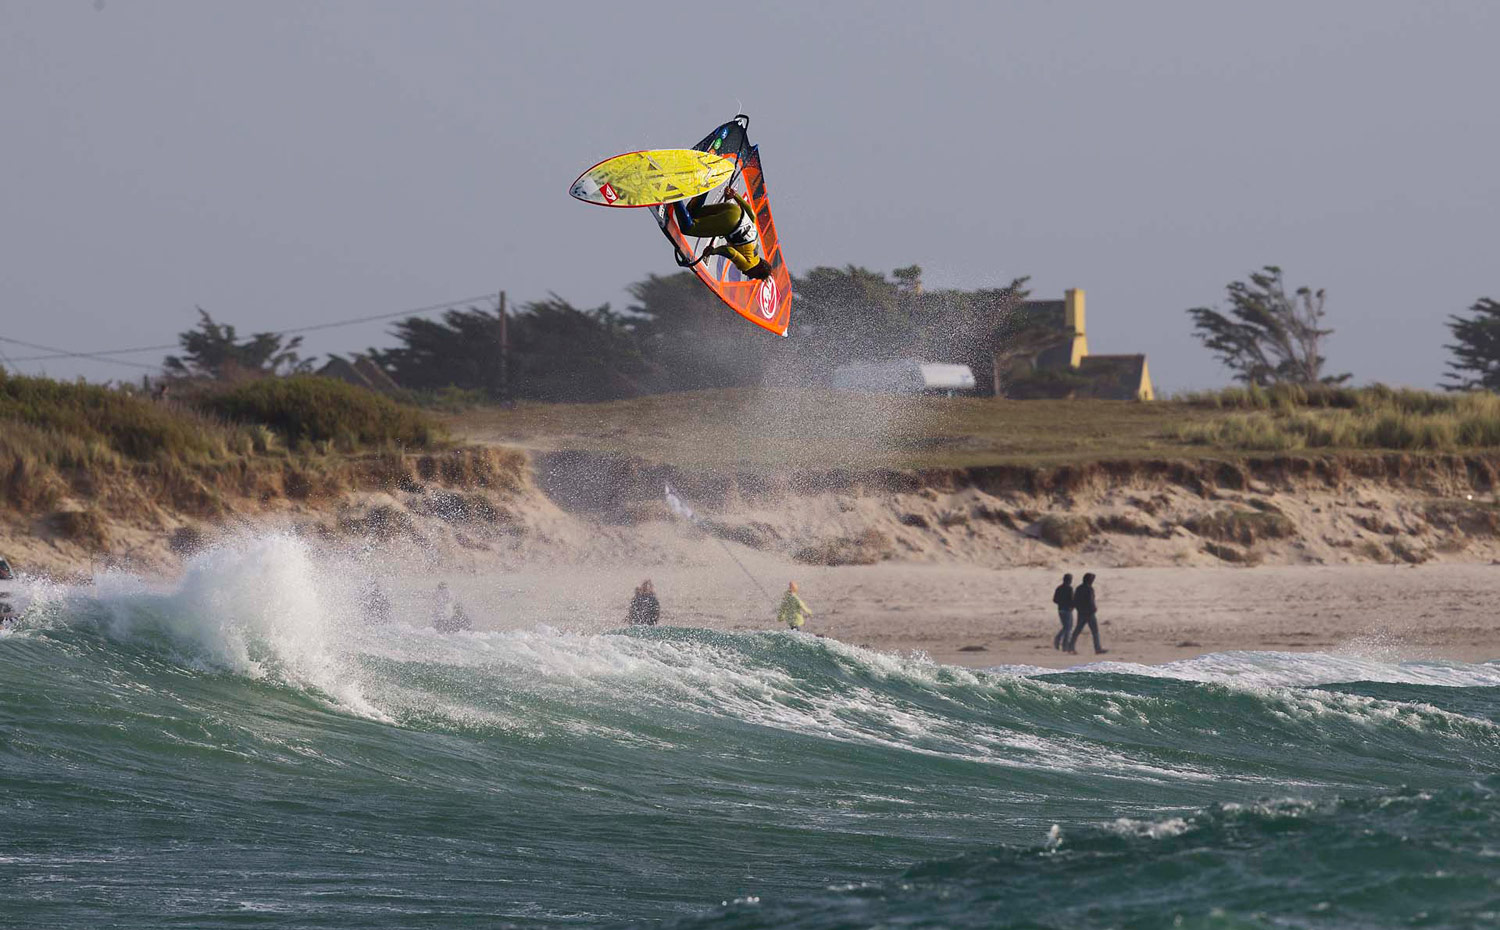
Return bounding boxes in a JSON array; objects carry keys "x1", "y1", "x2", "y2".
[
  {"x1": 1013, "y1": 299, "x2": 1067, "y2": 330},
  {"x1": 317, "y1": 354, "x2": 400, "y2": 393},
  {"x1": 1075, "y1": 354, "x2": 1149, "y2": 400}
]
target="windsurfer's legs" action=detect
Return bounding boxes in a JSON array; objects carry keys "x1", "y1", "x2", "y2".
[
  {"x1": 1069, "y1": 615, "x2": 1103, "y2": 653},
  {"x1": 678, "y1": 201, "x2": 743, "y2": 238},
  {"x1": 1053, "y1": 608, "x2": 1073, "y2": 650}
]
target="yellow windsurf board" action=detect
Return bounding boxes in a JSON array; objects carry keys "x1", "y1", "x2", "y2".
[{"x1": 569, "y1": 149, "x2": 735, "y2": 208}]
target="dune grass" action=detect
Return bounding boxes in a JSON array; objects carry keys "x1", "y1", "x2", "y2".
[
  {"x1": 200, "y1": 376, "x2": 442, "y2": 451},
  {"x1": 1172, "y1": 387, "x2": 1500, "y2": 453},
  {"x1": 1, "y1": 371, "x2": 445, "y2": 519},
  {"x1": 0, "y1": 369, "x2": 246, "y2": 462}
]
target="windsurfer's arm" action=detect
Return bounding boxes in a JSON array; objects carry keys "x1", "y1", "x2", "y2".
[{"x1": 726, "y1": 188, "x2": 752, "y2": 216}]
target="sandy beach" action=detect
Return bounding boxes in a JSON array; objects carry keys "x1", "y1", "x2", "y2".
[{"x1": 415, "y1": 557, "x2": 1500, "y2": 670}]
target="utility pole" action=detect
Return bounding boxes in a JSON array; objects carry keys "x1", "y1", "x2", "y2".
[{"x1": 497, "y1": 290, "x2": 511, "y2": 406}]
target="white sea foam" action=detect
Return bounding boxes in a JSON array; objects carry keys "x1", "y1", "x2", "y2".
[
  {"x1": 1104, "y1": 816, "x2": 1191, "y2": 840},
  {"x1": 1023, "y1": 650, "x2": 1500, "y2": 690}
]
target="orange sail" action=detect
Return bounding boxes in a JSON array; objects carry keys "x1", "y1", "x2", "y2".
[{"x1": 650, "y1": 116, "x2": 793, "y2": 336}]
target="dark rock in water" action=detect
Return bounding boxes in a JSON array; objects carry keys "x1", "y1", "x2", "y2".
[{"x1": 957, "y1": 644, "x2": 988, "y2": 652}]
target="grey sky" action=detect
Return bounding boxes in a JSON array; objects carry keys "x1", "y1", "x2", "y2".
[{"x1": 2, "y1": 0, "x2": 1496, "y2": 390}]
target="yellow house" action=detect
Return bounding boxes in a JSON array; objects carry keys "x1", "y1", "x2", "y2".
[{"x1": 997, "y1": 288, "x2": 1155, "y2": 401}]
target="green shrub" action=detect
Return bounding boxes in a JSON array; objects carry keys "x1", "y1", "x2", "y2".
[
  {"x1": 0, "y1": 370, "x2": 224, "y2": 461},
  {"x1": 199, "y1": 377, "x2": 442, "y2": 450}
]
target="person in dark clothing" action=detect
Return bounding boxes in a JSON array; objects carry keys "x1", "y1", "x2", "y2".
[
  {"x1": 431, "y1": 582, "x2": 472, "y2": 633},
  {"x1": 0, "y1": 557, "x2": 17, "y2": 625},
  {"x1": 358, "y1": 579, "x2": 393, "y2": 625},
  {"x1": 627, "y1": 579, "x2": 661, "y2": 626},
  {"x1": 1067, "y1": 573, "x2": 1108, "y2": 655},
  {"x1": 1051, "y1": 573, "x2": 1075, "y2": 652}
]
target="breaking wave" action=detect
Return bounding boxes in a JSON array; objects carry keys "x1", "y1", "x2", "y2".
[{"x1": 2, "y1": 535, "x2": 1497, "y2": 928}]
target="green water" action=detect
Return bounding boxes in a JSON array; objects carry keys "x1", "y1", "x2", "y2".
[{"x1": 2, "y1": 536, "x2": 1497, "y2": 928}]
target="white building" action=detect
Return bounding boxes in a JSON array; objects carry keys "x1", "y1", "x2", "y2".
[{"x1": 831, "y1": 359, "x2": 977, "y2": 395}]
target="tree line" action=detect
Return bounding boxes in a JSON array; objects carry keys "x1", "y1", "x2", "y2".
[
  {"x1": 162, "y1": 266, "x2": 1500, "y2": 399},
  {"x1": 164, "y1": 266, "x2": 1033, "y2": 402}
]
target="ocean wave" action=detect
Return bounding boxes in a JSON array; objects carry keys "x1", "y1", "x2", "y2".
[
  {"x1": 642, "y1": 781, "x2": 1500, "y2": 930},
  {"x1": 5, "y1": 537, "x2": 1500, "y2": 928},
  {"x1": 6, "y1": 533, "x2": 1497, "y2": 788}
]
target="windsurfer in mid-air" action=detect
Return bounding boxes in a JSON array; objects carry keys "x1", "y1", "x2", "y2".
[{"x1": 673, "y1": 188, "x2": 772, "y2": 280}]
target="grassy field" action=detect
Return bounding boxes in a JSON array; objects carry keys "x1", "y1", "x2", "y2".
[{"x1": 443, "y1": 387, "x2": 1500, "y2": 470}]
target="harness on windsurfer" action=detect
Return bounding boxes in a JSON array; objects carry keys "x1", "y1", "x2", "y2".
[{"x1": 672, "y1": 189, "x2": 771, "y2": 280}]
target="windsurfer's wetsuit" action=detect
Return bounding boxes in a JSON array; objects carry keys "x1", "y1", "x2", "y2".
[{"x1": 673, "y1": 189, "x2": 767, "y2": 277}]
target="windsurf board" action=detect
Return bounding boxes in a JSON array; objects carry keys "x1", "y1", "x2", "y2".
[{"x1": 570, "y1": 149, "x2": 735, "y2": 208}]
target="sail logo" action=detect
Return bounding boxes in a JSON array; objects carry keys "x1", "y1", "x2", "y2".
[{"x1": 758, "y1": 276, "x2": 778, "y2": 319}]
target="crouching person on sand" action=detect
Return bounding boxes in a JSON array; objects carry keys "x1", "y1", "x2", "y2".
[{"x1": 777, "y1": 581, "x2": 812, "y2": 631}]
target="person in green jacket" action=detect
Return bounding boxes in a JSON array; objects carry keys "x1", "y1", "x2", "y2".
[{"x1": 777, "y1": 581, "x2": 812, "y2": 630}]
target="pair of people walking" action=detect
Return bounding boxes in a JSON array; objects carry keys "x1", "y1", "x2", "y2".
[{"x1": 1051, "y1": 572, "x2": 1106, "y2": 655}]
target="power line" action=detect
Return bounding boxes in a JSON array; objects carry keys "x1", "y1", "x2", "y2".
[
  {"x1": 273, "y1": 292, "x2": 500, "y2": 336},
  {"x1": 4, "y1": 340, "x2": 178, "y2": 362},
  {"x1": 0, "y1": 335, "x2": 162, "y2": 370},
  {"x1": 2, "y1": 292, "x2": 500, "y2": 365}
]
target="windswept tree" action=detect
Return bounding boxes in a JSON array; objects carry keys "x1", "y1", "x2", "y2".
[
  {"x1": 510, "y1": 296, "x2": 656, "y2": 402},
  {"x1": 627, "y1": 272, "x2": 778, "y2": 391},
  {"x1": 1187, "y1": 266, "x2": 1350, "y2": 386},
  {"x1": 792, "y1": 264, "x2": 914, "y2": 360},
  {"x1": 787, "y1": 264, "x2": 1029, "y2": 389},
  {"x1": 368, "y1": 304, "x2": 510, "y2": 396},
  {"x1": 164, "y1": 309, "x2": 310, "y2": 380},
  {"x1": 1443, "y1": 297, "x2": 1500, "y2": 391},
  {"x1": 369, "y1": 297, "x2": 655, "y2": 402}
]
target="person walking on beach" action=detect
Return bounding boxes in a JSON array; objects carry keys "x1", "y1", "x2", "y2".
[
  {"x1": 1052, "y1": 573, "x2": 1075, "y2": 652},
  {"x1": 777, "y1": 581, "x2": 812, "y2": 631},
  {"x1": 1067, "y1": 573, "x2": 1108, "y2": 655},
  {"x1": 627, "y1": 579, "x2": 661, "y2": 626}
]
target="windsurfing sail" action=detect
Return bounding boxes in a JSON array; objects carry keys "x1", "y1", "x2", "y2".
[
  {"x1": 650, "y1": 115, "x2": 793, "y2": 337},
  {"x1": 664, "y1": 483, "x2": 700, "y2": 525}
]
